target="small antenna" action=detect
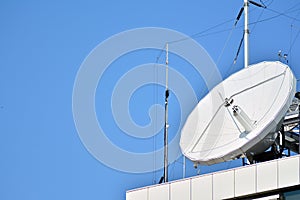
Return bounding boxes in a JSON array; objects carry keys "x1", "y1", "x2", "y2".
[
  {"x1": 278, "y1": 50, "x2": 288, "y2": 64},
  {"x1": 249, "y1": 0, "x2": 266, "y2": 8},
  {"x1": 235, "y1": 7, "x2": 244, "y2": 26},
  {"x1": 163, "y1": 43, "x2": 169, "y2": 183},
  {"x1": 278, "y1": 50, "x2": 282, "y2": 60}
]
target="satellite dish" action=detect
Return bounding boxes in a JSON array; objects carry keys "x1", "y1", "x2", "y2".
[{"x1": 180, "y1": 61, "x2": 296, "y2": 165}]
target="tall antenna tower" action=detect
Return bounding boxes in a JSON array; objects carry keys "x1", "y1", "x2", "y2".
[{"x1": 163, "y1": 43, "x2": 169, "y2": 183}]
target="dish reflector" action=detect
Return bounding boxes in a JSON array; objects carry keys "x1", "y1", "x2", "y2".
[{"x1": 180, "y1": 61, "x2": 296, "y2": 165}]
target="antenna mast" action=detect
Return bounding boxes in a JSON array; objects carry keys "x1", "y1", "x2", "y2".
[
  {"x1": 164, "y1": 43, "x2": 169, "y2": 183},
  {"x1": 244, "y1": 0, "x2": 249, "y2": 68}
]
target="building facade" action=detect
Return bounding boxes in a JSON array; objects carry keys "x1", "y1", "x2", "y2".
[{"x1": 126, "y1": 155, "x2": 300, "y2": 200}]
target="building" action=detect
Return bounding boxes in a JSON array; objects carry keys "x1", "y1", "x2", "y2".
[{"x1": 126, "y1": 155, "x2": 300, "y2": 200}]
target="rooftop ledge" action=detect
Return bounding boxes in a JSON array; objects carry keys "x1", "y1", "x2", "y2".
[{"x1": 126, "y1": 155, "x2": 300, "y2": 200}]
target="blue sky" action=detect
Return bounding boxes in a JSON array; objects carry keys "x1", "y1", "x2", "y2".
[{"x1": 1, "y1": 0, "x2": 300, "y2": 200}]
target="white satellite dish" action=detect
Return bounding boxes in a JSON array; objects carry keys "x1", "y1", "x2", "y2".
[{"x1": 180, "y1": 61, "x2": 296, "y2": 165}]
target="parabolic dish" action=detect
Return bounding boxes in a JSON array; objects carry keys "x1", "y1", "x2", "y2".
[{"x1": 180, "y1": 61, "x2": 296, "y2": 165}]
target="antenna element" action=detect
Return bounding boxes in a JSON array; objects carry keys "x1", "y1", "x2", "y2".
[{"x1": 163, "y1": 43, "x2": 169, "y2": 183}]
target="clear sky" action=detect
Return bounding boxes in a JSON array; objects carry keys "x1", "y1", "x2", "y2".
[{"x1": 1, "y1": 0, "x2": 300, "y2": 200}]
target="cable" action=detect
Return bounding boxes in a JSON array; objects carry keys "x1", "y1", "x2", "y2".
[
  {"x1": 285, "y1": 2, "x2": 300, "y2": 12},
  {"x1": 264, "y1": 0, "x2": 274, "y2": 7},
  {"x1": 168, "y1": 18, "x2": 235, "y2": 44},
  {"x1": 168, "y1": 149, "x2": 181, "y2": 180},
  {"x1": 216, "y1": 5, "x2": 251, "y2": 66},
  {"x1": 259, "y1": 0, "x2": 267, "y2": 8},
  {"x1": 152, "y1": 60, "x2": 158, "y2": 184},
  {"x1": 154, "y1": 4, "x2": 300, "y2": 51},
  {"x1": 152, "y1": 47, "x2": 166, "y2": 184},
  {"x1": 192, "y1": 27, "x2": 235, "y2": 39},
  {"x1": 162, "y1": 2, "x2": 300, "y2": 53},
  {"x1": 289, "y1": 9, "x2": 300, "y2": 66},
  {"x1": 288, "y1": 27, "x2": 300, "y2": 55},
  {"x1": 216, "y1": 25, "x2": 235, "y2": 66},
  {"x1": 247, "y1": 8, "x2": 300, "y2": 26},
  {"x1": 289, "y1": 24, "x2": 293, "y2": 65},
  {"x1": 291, "y1": 9, "x2": 300, "y2": 25},
  {"x1": 168, "y1": 8, "x2": 300, "y2": 47},
  {"x1": 267, "y1": 8, "x2": 300, "y2": 22},
  {"x1": 233, "y1": 34, "x2": 244, "y2": 65},
  {"x1": 289, "y1": 8, "x2": 300, "y2": 52},
  {"x1": 251, "y1": 2, "x2": 267, "y2": 32}
]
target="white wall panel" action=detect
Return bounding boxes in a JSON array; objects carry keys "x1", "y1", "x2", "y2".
[
  {"x1": 191, "y1": 174, "x2": 212, "y2": 200},
  {"x1": 126, "y1": 155, "x2": 300, "y2": 200},
  {"x1": 170, "y1": 179, "x2": 190, "y2": 200},
  {"x1": 278, "y1": 156, "x2": 300, "y2": 188},
  {"x1": 235, "y1": 165, "x2": 256, "y2": 196},
  {"x1": 213, "y1": 170, "x2": 234, "y2": 200},
  {"x1": 257, "y1": 161, "x2": 278, "y2": 192},
  {"x1": 126, "y1": 188, "x2": 148, "y2": 200},
  {"x1": 149, "y1": 184, "x2": 169, "y2": 200}
]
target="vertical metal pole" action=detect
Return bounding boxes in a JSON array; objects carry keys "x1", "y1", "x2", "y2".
[
  {"x1": 164, "y1": 43, "x2": 169, "y2": 183},
  {"x1": 244, "y1": 0, "x2": 249, "y2": 68},
  {"x1": 183, "y1": 155, "x2": 186, "y2": 178}
]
